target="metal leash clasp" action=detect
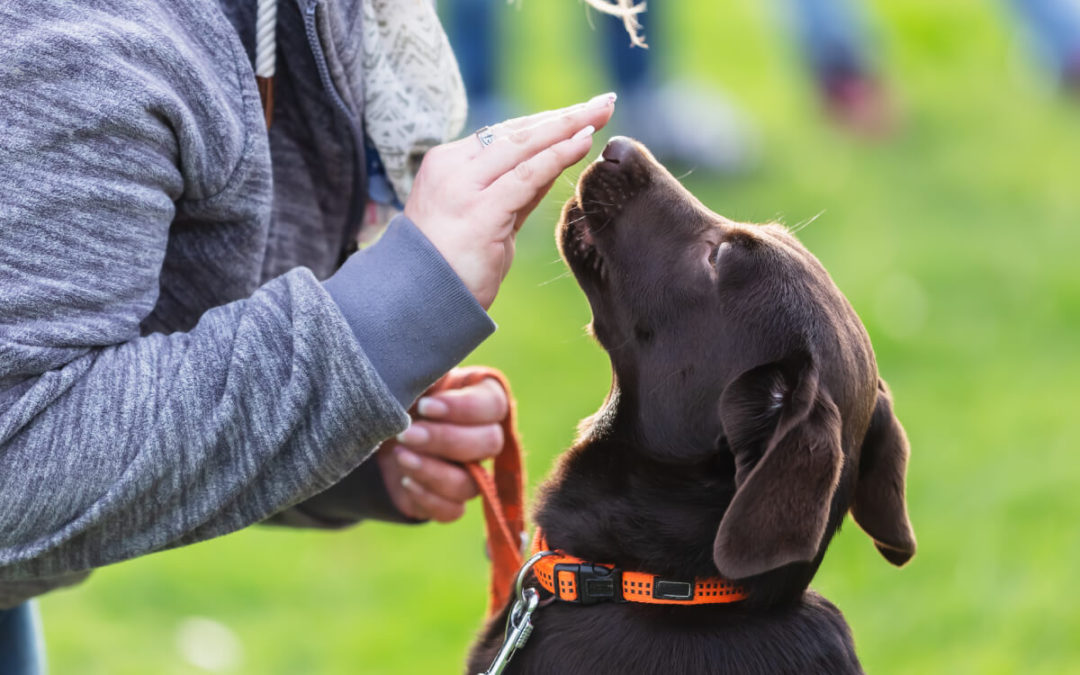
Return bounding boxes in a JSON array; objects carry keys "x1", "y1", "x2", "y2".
[{"x1": 478, "y1": 550, "x2": 554, "y2": 675}]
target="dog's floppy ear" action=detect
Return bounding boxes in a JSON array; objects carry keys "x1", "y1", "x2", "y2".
[
  {"x1": 713, "y1": 352, "x2": 843, "y2": 580},
  {"x1": 850, "y1": 379, "x2": 916, "y2": 566}
]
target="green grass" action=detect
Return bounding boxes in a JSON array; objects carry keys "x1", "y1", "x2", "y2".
[{"x1": 39, "y1": 1, "x2": 1080, "y2": 672}]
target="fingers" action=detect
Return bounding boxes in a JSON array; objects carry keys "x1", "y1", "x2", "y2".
[
  {"x1": 416, "y1": 378, "x2": 509, "y2": 425},
  {"x1": 470, "y1": 93, "x2": 615, "y2": 186},
  {"x1": 396, "y1": 421, "x2": 504, "y2": 463},
  {"x1": 400, "y1": 474, "x2": 466, "y2": 523},
  {"x1": 381, "y1": 376, "x2": 510, "y2": 523},
  {"x1": 483, "y1": 129, "x2": 596, "y2": 215},
  {"x1": 376, "y1": 374, "x2": 513, "y2": 522},
  {"x1": 493, "y1": 97, "x2": 602, "y2": 132},
  {"x1": 393, "y1": 447, "x2": 479, "y2": 503},
  {"x1": 375, "y1": 443, "x2": 468, "y2": 523},
  {"x1": 389, "y1": 446, "x2": 481, "y2": 523},
  {"x1": 452, "y1": 95, "x2": 604, "y2": 155}
]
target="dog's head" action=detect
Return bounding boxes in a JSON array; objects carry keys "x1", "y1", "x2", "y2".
[{"x1": 557, "y1": 137, "x2": 915, "y2": 581}]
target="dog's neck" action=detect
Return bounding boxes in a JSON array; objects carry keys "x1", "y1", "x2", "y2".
[{"x1": 532, "y1": 387, "x2": 831, "y2": 608}]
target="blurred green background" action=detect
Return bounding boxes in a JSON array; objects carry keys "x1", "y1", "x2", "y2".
[{"x1": 40, "y1": 0, "x2": 1080, "y2": 672}]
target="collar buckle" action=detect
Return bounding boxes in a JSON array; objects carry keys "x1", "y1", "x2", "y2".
[
  {"x1": 653, "y1": 579, "x2": 695, "y2": 601},
  {"x1": 552, "y1": 562, "x2": 624, "y2": 605}
]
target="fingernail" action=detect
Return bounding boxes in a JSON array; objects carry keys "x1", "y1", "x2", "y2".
[
  {"x1": 401, "y1": 475, "x2": 422, "y2": 493},
  {"x1": 395, "y1": 447, "x2": 422, "y2": 470},
  {"x1": 587, "y1": 92, "x2": 617, "y2": 109},
  {"x1": 572, "y1": 125, "x2": 595, "y2": 141},
  {"x1": 417, "y1": 397, "x2": 449, "y2": 419},
  {"x1": 395, "y1": 424, "x2": 430, "y2": 445}
]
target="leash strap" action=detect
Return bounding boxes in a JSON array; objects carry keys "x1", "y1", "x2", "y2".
[
  {"x1": 531, "y1": 532, "x2": 746, "y2": 606},
  {"x1": 426, "y1": 367, "x2": 526, "y2": 618}
]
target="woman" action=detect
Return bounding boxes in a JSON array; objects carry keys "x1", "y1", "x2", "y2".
[{"x1": 0, "y1": 0, "x2": 614, "y2": 670}]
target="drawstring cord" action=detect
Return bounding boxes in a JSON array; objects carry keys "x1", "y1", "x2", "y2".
[{"x1": 255, "y1": 0, "x2": 277, "y2": 127}]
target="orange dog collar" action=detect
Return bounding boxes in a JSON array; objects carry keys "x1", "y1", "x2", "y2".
[
  {"x1": 531, "y1": 532, "x2": 746, "y2": 606},
  {"x1": 454, "y1": 366, "x2": 745, "y2": 614}
]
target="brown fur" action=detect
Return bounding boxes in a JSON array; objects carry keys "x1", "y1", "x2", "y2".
[{"x1": 466, "y1": 137, "x2": 915, "y2": 675}]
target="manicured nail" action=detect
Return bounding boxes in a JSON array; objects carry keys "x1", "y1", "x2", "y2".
[
  {"x1": 395, "y1": 447, "x2": 423, "y2": 470},
  {"x1": 587, "y1": 92, "x2": 617, "y2": 109},
  {"x1": 395, "y1": 424, "x2": 430, "y2": 445},
  {"x1": 572, "y1": 125, "x2": 596, "y2": 141},
  {"x1": 401, "y1": 475, "x2": 422, "y2": 493},
  {"x1": 417, "y1": 397, "x2": 449, "y2": 419}
]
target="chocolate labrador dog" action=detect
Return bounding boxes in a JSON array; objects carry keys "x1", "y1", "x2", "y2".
[{"x1": 467, "y1": 137, "x2": 916, "y2": 675}]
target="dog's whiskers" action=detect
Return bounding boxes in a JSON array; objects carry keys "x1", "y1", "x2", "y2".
[
  {"x1": 539, "y1": 270, "x2": 574, "y2": 286},
  {"x1": 787, "y1": 211, "x2": 825, "y2": 235},
  {"x1": 592, "y1": 217, "x2": 615, "y2": 234}
]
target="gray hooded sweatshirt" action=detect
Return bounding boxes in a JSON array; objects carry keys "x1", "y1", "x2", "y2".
[{"x1": 0, "y1": 0, "x2": 494, "y2": 609}]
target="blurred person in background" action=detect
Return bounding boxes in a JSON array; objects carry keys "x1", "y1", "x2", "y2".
[
  {"x1": 1009, "y1": 0, "x2": 1080, "y2": 88},
  {"x1": 444, "y1": 0, "x2": 760, "y2": 170},
  {"x1": 446, "y1": 0, "x2": 1080, "y2": 148},
  {"x1": 787, "y1": 0, "x2": 1080, "y2": 117},
  {"x1": 787, "y1": 0, "x2": 1080, "y2": 131},
  {"x1": 779, "y1": 0, "x2": 894, "y2": 134},
  {"x1": 443, "y1": 0, "x2": 896, "y2": 146},
  {"x1": 0, "y1": 0, "x2": 615, "y2": 671}
]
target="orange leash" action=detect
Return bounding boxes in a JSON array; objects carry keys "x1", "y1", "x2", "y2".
[{"x1": 425, "y1": 367, "x2": 526, "y2": 618}]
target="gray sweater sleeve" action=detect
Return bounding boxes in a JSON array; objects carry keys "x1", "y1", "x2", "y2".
[
  {"x1": 269, "y1": 216, "x2": 497, "y2": 529},
  {"x1": 0, "y1": 3, "x2": 493, "y2": 597},
  {"x1": 1, "y1": 269, "x2": 409, "y2": 582}
]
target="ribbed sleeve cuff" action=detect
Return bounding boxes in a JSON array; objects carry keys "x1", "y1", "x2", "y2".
[
  {"x1": 264, "y1": 458, "x2": 422, "y2": 528},
  {"x1": 322, "y1": 215, "x2": 496, "y2": 407}
]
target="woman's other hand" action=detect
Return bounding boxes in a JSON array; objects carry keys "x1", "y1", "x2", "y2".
[{"x1": 376, "y1": 374, "x2": 509, "y2": 522}]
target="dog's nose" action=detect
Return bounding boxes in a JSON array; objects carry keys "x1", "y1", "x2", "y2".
[{"x1": 601, "y1": 136, "x2": 637, "y2": 164}]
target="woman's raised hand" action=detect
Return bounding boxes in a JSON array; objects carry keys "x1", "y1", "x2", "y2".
[{"x1": 404, "y1": 93, "x2": 617, "y2": 309}]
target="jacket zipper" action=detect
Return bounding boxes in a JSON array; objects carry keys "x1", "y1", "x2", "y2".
[{"x1": 301, "y1": 0, "x2": 367, "y2": 257}]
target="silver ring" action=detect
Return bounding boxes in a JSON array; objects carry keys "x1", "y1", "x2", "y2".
[{"x1": 475, "y1": 125, "x2": 496, "y2": 148}]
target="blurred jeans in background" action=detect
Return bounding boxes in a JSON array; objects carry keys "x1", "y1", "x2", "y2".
[
  {"x1": 0, "y1": 602, "x2": 46, "y2": 675},
  {"x1": 1011, "y1": 0, "x2": 1080, "y2": 80}
]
